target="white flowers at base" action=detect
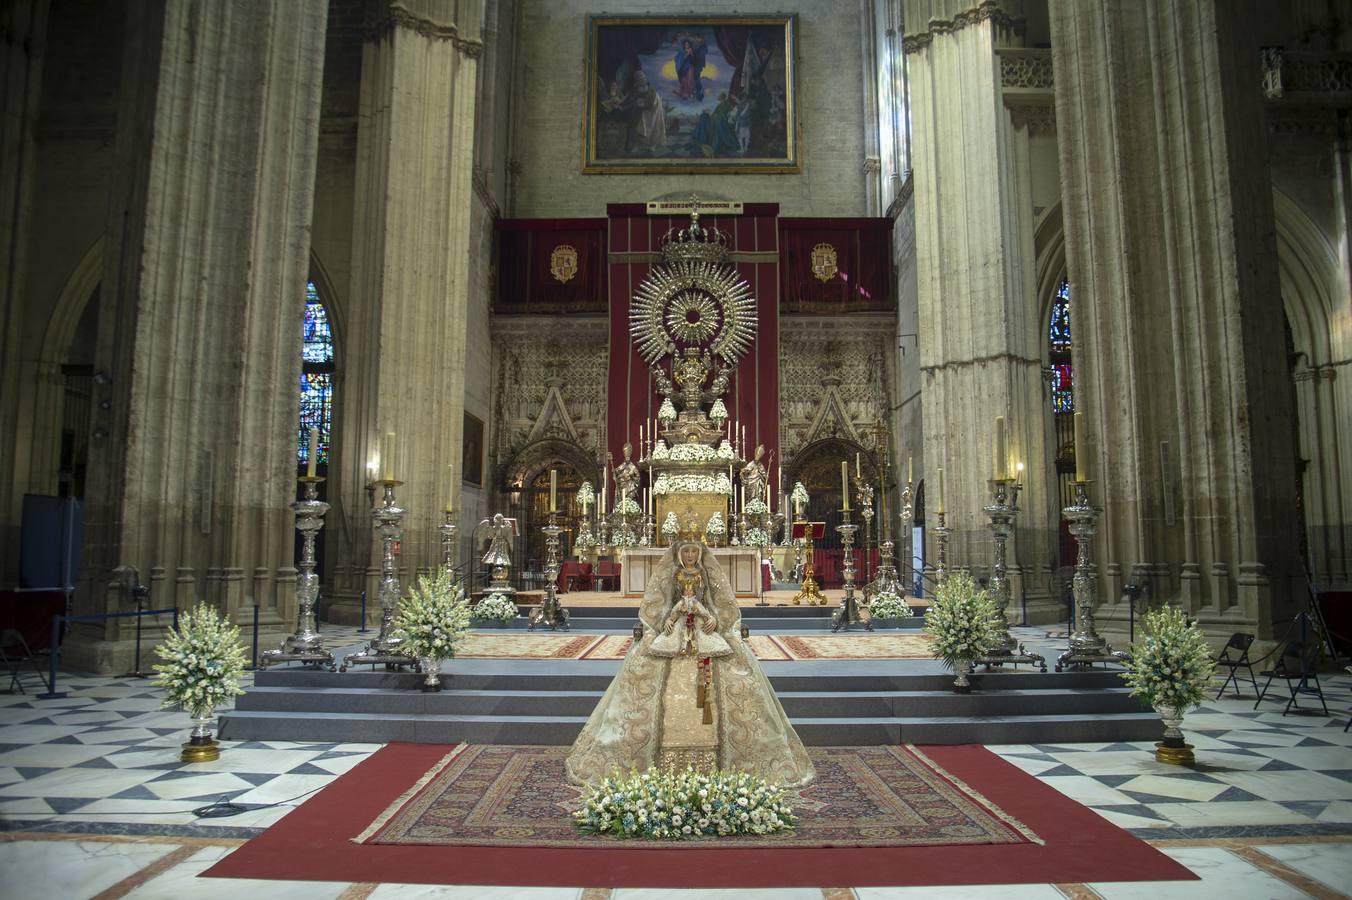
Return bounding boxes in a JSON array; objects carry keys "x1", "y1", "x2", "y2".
[
  {"x1": 1121, "y1": 605, "x2": 1216, "y2": 712},
  {"x1": 615, "y1": 497, "x2": 642, "y2": 516},
  {"x1": 716, "y1": 440, "x2": 736, "y2": 461},
  {"x1": 667, "y1": 442, "x2": 719, "y2": 462},
  {"x1": 708, "y1": 398, "x2": 728, "y2": 422},
  {"x1": 659, "y1": 397, "x2": 678, "y2": 422},
  {"x1": 152, "y1": 604, "x2": 248, "y2": 721},
  {"x1": 744, "y1": 497, "x2": 769, "y2": 516},
  {"x1": 575, "y1": 767, "x2": 796, "y2": 839},
  {"x1": 473, "y1": 592, "x2": 519, "y2": 623},
  {"x1": 654, "y1": 473, "x2": 733, "y2": 496},
  {"x1": 661, "y1": 512, "x2": 679, "y2": 536},
  {"x1": 925, "y1": 571, "x2": 1003, "y2": 669},
  {"x1": 393, "y1": 566, "x2": 471, "y2": 661},
  {"x1": 705, "y1": 511, "x2": 727, "y2": 537},
  {"x1": 743, "y1": 527, "x2": 769, "y2": 546},
  {"x1": 869, "y1": 591, "x2": 913, "y2": 619}
]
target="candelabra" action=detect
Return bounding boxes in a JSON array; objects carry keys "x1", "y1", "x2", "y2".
[
  {"x1": 1056, "y1": 480, "x2": 1128, "y2": 671},
  {"x1": 932, "y1": 509, "x2": 951, "y2": 584},
  {"x1": 530, "y1": 513, "x2": 570, "y2": 631},
  {"x1": 791, "y1": 522, "x2": 828, "y2": 606},
  {"x1": 832, "y1": 508, "x2": 871, "y2": 631},
  {"x1": 641, "y1": 511, "x2": 655, "y2": 547},
  {"x1": 341, "y1": 480, "x2": 415, "y2": 671},
  {"x1": 857, "y1": 482, "x2": 875, "y2": 589},
  {"x1": 975, "y1": 478, "x2": 1046, "y2": 672},
  {"x1": 439, "y1": 510, "x2": 457, "y2": 572},
  {"x1": 261, "y1": 476, "x2": 335, "y2": 670},
  {"x1": 899, "y1": 479, "x2": 914, "y2": 592}
]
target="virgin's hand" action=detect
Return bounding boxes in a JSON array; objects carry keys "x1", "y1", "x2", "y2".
[
  {"x1": 663, "y1": 621, "x2": 676, "y2": 635},
  {"x1": 701, "y1": 618, "x2": 717, "y2": 634}
]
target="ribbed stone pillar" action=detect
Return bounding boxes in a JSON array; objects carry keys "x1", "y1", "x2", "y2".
[
  {"x1": 332, "y1": 0, "x2": 481, "y2": 620},
  {"x1": 1049, "y1": 0, "x2": 1302, "y2": 642},
  {"x1": 67, "y1": 0, "x2": 329, "y2": 672},
  {"x1": 903, "y1": 0, "x2": 1056, "y2": 613},
  {"x1": 0, "y1": 1, "x2": 50, "y2": 582}
]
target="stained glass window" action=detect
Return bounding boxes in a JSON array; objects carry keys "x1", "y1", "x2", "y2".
[
  {"x1": 299, "y1": 282, "x2": 334, "y2": 468},
  {"x1": 1049, "y1": 278, "x2": 1073, "y2": 413}
]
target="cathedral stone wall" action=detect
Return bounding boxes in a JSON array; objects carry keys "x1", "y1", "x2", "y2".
[{"x1": 505, "y1": 0, "x2": 870, "y2": 218}]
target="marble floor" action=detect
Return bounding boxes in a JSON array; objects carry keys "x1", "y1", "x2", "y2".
[{"x1": 2, "y1": 625, "x2": 1349, "y2": 899}]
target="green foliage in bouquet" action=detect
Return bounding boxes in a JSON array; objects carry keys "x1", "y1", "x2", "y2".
[
  {"x1": 1121, "y1": 605, "x2": 1216, "y2": 711},
  {"x1": 153, "y1": 604, "x2": 248, "y2": 719},
  {"x1": 869, "y1": 591, "x2": 913, "y2": 619},
  {"x1": 575, "y1": 767, "x2": 795, "y2": 839},
  {"x1": 924, "y1": 571, "x2": 1002, "y2": 668},
  {"x1": 394, "y1": 565, "x2": 471, "y2": 660}
]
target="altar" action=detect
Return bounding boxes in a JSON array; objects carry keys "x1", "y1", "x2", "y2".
[{"x1": 622, "y1": 547, "x2": 763, "y2": 599}]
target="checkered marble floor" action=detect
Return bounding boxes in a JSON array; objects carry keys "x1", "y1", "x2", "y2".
[{"x1": 2, "y1": 625, "x2": 1350, "y2": 897}]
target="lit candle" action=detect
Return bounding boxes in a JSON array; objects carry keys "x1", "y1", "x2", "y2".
[
  {"x1": 446, "y1": 464, "x2": 455, "y2": 513},
  {"x1": 937, "y1": 467, "x2": 946, "y2": 514},
  {"x1": 856, "y1": 452, "x2": 861, "y2": 478},
  {"x1": 1074, "y1": 412, "x2": 1087, "y2": 482},
  {"x1": 1015, "y1": 461, "x2": 1025, "y2": 489},
  {"x1": 549, "y1": 468, "x2": 557, "y2": 512},
  {"x1": 366, "y1": 460, "x2": 378, "y2": 485},
  {"x1": 741, "y1": 425, "x2": 747, "y2": 457},
  {"x1": 306, "y1": 427, "x2": 318, "y2": 478},
  {"x1": 382, "y1": 432, "x2": 396, "y2": 481},
  {"x1": 907, "y1": 456, "x2": 913, "y2": 483},
  {"x1": 841, "y1": 460, "x2": 851, "y2": 510},
  {"x1": 994, "y1": 415, "x2": 1007, "y2": 480},
  {"x1": 600, "y1": 464, "x2": 607, "y2": 511}
]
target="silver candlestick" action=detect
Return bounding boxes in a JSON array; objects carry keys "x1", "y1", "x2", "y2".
[
  {"x1": 641, "y1": 511, "x2": 655, "y2": 547},
  {"x1": 932, "y1": 508, "x2": 951, "y2": 585},
  {"x1": 530, "y1": 513, "x2": 570, "y2": 630},
  {"x1": 832, "y1": 508, "x2": 872, "y2": 632},
  {"x1": 341, "y1": 480, "x2": 415, "y2": 671},
  {"x1": 1056, "y1": 480, "x2": 1128, "y2": 671},
  {"x1": 975, "y1": 478, "x2": 1046, "y2": 672},
  {"x1": 439, "y1": 510, "x2": 457, "y2": 572},
  {"x1": 261, "y1": 476, "x2": 335, "y2": 670}
]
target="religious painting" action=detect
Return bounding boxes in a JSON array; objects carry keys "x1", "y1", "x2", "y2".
[
  {"x1": 462, "y1": 412, "x2": 484, "y2": 487},
  {"x1": 584, "y1": 15, "x2": 799, "y2": 174}
]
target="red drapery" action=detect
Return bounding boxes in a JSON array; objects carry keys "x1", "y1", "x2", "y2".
[{"x1": 606, "y1": 203, "x2": 781, "y2": 480}]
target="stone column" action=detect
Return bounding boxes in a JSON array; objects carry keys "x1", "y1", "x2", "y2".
[
  {"x1": 328, "y1": 0, "x2": 481, "y2": 623},
  {"x1": 1049, "y1": 0, "x2": 1303, "y2": 643},
  {"x1": 68, "y1": 0, "x2": 329, "y2": 672},
  {"x1": 903, "y1": 0, "x2": 1056, "y2": 613},
  {"x1": 0, "y1": 0, "x2": 50, "y2": 582}
]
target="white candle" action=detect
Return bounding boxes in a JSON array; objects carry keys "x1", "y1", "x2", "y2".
[
  {"x1": 1074, "y1": 412, "x2": 1087, "y2": 482},
  {"x1": 907, "y1": 456, "x2": 913, "y2": 483},
  {"x1": 856, "y1": 452, "x2": 861, "y2": 478},
  {"x1": 994, "y1": 415, "x2": 1007, "y2": 480},
  {"x1": 306, "y1": 427, "x2": 318, "y2": 477},
  {"x1": 937, "y1": 467, "x2": 946, "y2": 513},
  {"x1": 549, "y1": 469, "x2": 557, "y2": 512},
  {"x1": 382, "y1": 432, "x2": 396, "y2": 481},
  {"x1": 446, "y1": 464, "x2": 455, "y2": 513},
  {"x1": 841, "y1": 460, "x2": 851, "y2": 510}
]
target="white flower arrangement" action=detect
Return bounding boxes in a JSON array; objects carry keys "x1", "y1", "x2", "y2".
[
  {"x1": 612, "y1": 525, "x2": 638, "y2": 547},
  {"x1": 709, "y1": 398, "x2": 728, "y2": 422},
  {"x1": 668, "y1": 441, "x2": 719, "y2": 462},
  {"x1": 153, "y1": 603, "x2": 248, "y2": 720},
  {"x1": 575, "y1": 530, "x2": 598, "y2": 550},
  {"x1": 393, "y1": 566, "x2": 472, "y2": 661},
  {"x1": 790, "y1": 481, "x2": 810, "y2": 509},
  {"x1": 658, "y1": 397, "x2": 678, "y2": 422},
  {"x1": 869, "y1": 591, "x2": 913, "y2": 619},
  {"x1": 705, "y1": 511, "x2": 727, "y2": 537},
  {"x1": 574, "y1": 767, "x2": 796, "y2": 839},
  {"x1": 1121, "y1": 606, "x2": 1216, "y2": 711},
  {"x1": 473, "y1": 592, "x2": 520, "y2": 623},
  {"x1": 661, "y1": 512, "x2": 680, "y2": 536},
  {"x1": 743, "y1": 526, "x2": 769, "y2": 546},
  {"x1": 652, "y1": 441, "x2": 671, "y2": 460},
  {"x1": 615, "y1": 497, "x2": 642, "y2": 516},
  {"x1": 654, "y1": 473, "x2": 733, "y2": 496},
  {"x1": 716, "y1": 440, "x2": 736, "y2": 461},
  {"x1": 576, "y1": 481, "x2": 595, "y2": 508},
  {"x1": 924, "y1": 571, "x2": 1003, "y2": 669},
  {"x1": 744, "y1": 497, "x2": 769, "y2": 516}
]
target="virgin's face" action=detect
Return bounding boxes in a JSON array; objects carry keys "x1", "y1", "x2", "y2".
[{"x1": 679, "y1": 545, "x2": 700, "y2": 569}]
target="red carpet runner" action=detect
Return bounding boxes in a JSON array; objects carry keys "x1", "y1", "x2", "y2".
[{"x1": 204, "y1": 743, "x2": 1196, "y2": 888}]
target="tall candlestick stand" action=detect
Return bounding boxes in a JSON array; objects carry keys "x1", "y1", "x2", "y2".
[
  {"x1": 1056, "y1": 480, "x2": 1128, "y2": 671},
  {"x1": 899, "y1": 479, "x2": 914, "y2": 592},
  {"x1": 261, "y1": 476, "x2": 335, "y2": 669},
  {"x1": 641, "y1": 511, "x2": 655, "y2": 547},
  {"x1": 341, "y1": 480, "x2": 416, "y2": 671},
  {"x1": 932, "y1": 509, "x2": 951, "y2": 585},
  {"x1": 832, "y1": 508, "x2": 872, "y2": 632},
  {"x1": 791, "y1": 522, "x2": 828, "y2": 606},
  {"x1": 857, "y1": 481, "x2": 875, "y2": 591},
  {"x1": 530, "y1": 513, "x2": 570, "y2": 631},
  {"x1": 975, "y1": 478, "x2": 1046, "y2": 671},
  {"x1": 439, "y1": 510, "x2": 458, "y2": 573}
]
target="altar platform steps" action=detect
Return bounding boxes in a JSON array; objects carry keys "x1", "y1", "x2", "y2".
[
  {"x1": 219, "y1": 660, "x2": 1158, "y2": 746},
  {"x1": 501, "y1": 605, "x2": 925, "y2": 631}
]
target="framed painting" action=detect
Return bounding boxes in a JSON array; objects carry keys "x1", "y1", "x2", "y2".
[
  {"x1": 583, "y1": 15, "x2": 799, "y2": 174},
  {"x1": 462, "y1": 412, "x2": 484, "y2": 487}
]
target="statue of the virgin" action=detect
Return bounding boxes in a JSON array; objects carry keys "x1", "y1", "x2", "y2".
[{"x1": 565, "y1": 539, "x2": 815, "y2": 788}]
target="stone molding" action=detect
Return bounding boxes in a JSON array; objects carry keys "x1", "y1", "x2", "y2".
[
  {"x1": 1009, "y1": 104, "x2": 1056, "y2": 133},
  {"x1": 863, "y1": 157, "x2": 882, "y2": 174},
  {"x1": 472, "y1": 164, "x2": 500, "y2": 217},
  {"x1": 903, "y1": 1, "x2": 1025, "y2": 54},
  {"x1": 779, "y1": 315, "x2": 894, "y2": 459},
  {"x1": 1262, "y1": 48, "x2": 1352, "y2": 100},
  {"x1": 919, "y1": 352, "x2": 1044, "y2": 376},
  {"x1": 998, "y1": 49, "x2": 1054, "y2": 90},
  {"x1": 366, "y1": 3, "x2": 484, "y2": 58}
]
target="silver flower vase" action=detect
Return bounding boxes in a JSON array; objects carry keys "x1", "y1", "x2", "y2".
[
  {"x1": 421, "y1": 657, "x2": 442, "y2": 693},
  {"x1": 181, "y1": 711, "x2": 221, "y2": 762},
  {"x1": 1153, "y1": 703, "x2": 1195, "y2": 765},
  {"x1": 953, "y1": 659, "x2": 974, "y2": 694}
]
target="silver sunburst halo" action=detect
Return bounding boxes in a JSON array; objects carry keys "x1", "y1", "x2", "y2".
[
  {"x1": 666, "y1": 291, "x2": 720, "y2": 344},
  {"x1": 630, "y1": 259, "x2": 757, "y2": 365}
]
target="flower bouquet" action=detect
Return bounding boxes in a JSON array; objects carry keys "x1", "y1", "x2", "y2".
[
  {"x1": 743, "y1": 526, "x2": 769, "y2": 547},
  {"x1": 790, "y1": 481, "x2": 810, "y2": 515},
  {"x1": 575, "y1": 767, "x2": 796, "y2": 840},
  {"x1": 153, "y1": 603, "x2": 248, "y2": 762},
  {"x1": 708, "y1": 398, "x2": 728, "y2": 422},
  {"x1": 576, "y1": 480, "x2": 595, "y2": 509},
  {"x1": 924, "y1": 571, "x2": 1002, "y2": 692},
  {"x1": 869, "y1": 590, "x2": 913, "y2": 620},
  {"x1": 473, "y1": 592, "x2": 520, "y2": 625},
  {"x1": 1120, "y1": 605, "x2": 1216, "y2": 763},
  {"x1": 615, "y1": 497, "x2": 642, "y2": 516},
  {"x1": 705, "y1": 511, "x2": 727, "y2": 544},
  {"x1": 661, "y1": 512, "x2": 679, "y2": 539},
  {"x1": 744, "y1": 497, "x2": 769, "y2": 516},
  {"x1": 393, "y1": 565, "x2": 471, "y2": 691},
  {"x1": 659, "y1": 397, "x2": 678, "y2": 422}
]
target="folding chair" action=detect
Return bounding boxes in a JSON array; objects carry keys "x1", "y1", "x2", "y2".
[
  {"x1": 1255, "y1": 641, "x2": 1328, "y2": 716},
  {"x1": 1, "y1": 628, "x2": 51, "y2": 695},
  {"x1": 1214, "y1": 632, "x2": 1258, "y2": 699}
]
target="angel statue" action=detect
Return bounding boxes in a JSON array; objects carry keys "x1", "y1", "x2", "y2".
[
  {"x1": 609, "y1": 442, "x2": 641, "y2": 505},
  {"x1": 565, "y1": 537, "x2": 815, "y2": 787}
]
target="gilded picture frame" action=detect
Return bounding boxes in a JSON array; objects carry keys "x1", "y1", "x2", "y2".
[{"x1": 583, "y1": 15, "x2": 799, "y2": 174}]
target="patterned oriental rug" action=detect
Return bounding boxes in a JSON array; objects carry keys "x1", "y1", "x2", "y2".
[
  {"x1": 356, "y1": 744, "x2": 1038, "y2": 849},
  {"x1": 456, "y1": 631, "x2": 934, "y2": 661}
]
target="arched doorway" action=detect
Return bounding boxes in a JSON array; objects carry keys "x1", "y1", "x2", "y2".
[
  {"x1": 784, "y1": 437, "x2": 881, "y2": 587},
  {"x1": 500, "y1": 439, "x2": 601, "y2": 587}
]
